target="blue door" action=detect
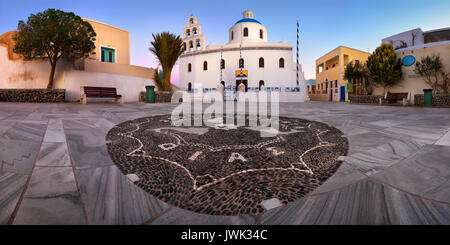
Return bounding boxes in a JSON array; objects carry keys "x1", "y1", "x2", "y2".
[{"x1": 340, "y1": 86, "x2": 346, "y2": 102}]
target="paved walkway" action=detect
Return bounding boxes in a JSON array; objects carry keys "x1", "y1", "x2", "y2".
[{"x1": 0, "y1": 102, "x2": 449, "y2": 225}]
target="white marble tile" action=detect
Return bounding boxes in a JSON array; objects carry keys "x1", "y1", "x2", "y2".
[
  {"x1": 0, "y1": 172, "x2": 28, "y2": 224},
  {"x1": 262, "y1": 179, "x2": 450, "y2": 225},
  {"x1": 14, "y1": 167, "x2": 85, "y2": 225},
  {"x1": 76, "y1": 165, "x2": 169, "y2": 225},
  {"x1": 36, "y1": 142, "x2": 71, "y2": 167},
  {"x1": 150, "y1": 207, "x2": 258, "y2": 225},
  {"x1": 435, "y1": 129, "x2": 450, "y2": 146},
  {"x1": 0, "y1": 139, "x2": 41, "y2": 174},
  {"x1": 43, "y1": 119, "x2": 66, "y2": 143},
  {"x1": 368, "y1": 120, "x2": 404, "y2": 128},
  {"x1": 372, "y1": 145, "x2": 450, "y2": 203}
]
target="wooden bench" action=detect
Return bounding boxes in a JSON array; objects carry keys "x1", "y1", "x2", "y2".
[
  {"x1": 380, "y1": 92, "x2": 410, "y2": 106},
  {"x1": 80, "y1": 86, "x2": 123, "y2": 104}
]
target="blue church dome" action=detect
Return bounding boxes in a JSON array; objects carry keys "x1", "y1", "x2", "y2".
[{"x1": 235, "y1": 18, "x2": 262, "y2": 25}]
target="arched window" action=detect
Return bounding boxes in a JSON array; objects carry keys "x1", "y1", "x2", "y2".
[
  {"x1": 196, "y1": 39, "x2": 201, "y2": 48},
  {"x1": 187, "y1": 29, "x2": 191, "y2": 37},
  {"x1": 190, "y1": 18, "x2": 194, "y2": 25},
  {"x1": 259, "y1": 57, "x2": 264, "y2": 68},
  {"x1": 231, "y1": 31, "x2": 234, "y2": 40},
  {"x1": 193, "y1": 28, "x2": 197, "y2": 35},
  {"x1": 188, "y1": 82, "x2": 192, "y2": 92},
  {"x1": 182, "y1": 43, "x2": 186, "y2": 52},
  {"x1": 221, "y1": 81, "x2": 225, "y2": 87},
  {"x1": 189, "y1": 41, "x2": 193, "y2": 49},
  {"x1": 259, "y1": 80, "x2": 265, "y2": 90},
  {"x1": 220, "y1": 59, "x2": 225, "y2": 69},
  {"x1": 203, "y1": 61, "x2": 208, "y2": 71},
  {"x1": 188, "y1": 63, "x2": 192, "y2": 72},
  {"x1": 239, "y1": 58, "x2": 244, "y2": 68},
  {"x1": 279, "y1": 58, "x2": 285, "y2": 68},
  {"x1": 243, "y1": 27, "x2": 248, "y2": 37},
  {"x1": 260, "y1": 29, "x2": 263, "y2": 39}
]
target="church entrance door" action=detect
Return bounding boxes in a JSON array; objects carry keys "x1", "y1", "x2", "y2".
[{"x1": 236, "y1": 80, "x2": 248, "y2": 92}]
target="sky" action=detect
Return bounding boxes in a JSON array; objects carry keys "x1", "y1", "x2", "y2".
[{"x1": 1, "y1": 0, "x2": 449, "y2": 82}]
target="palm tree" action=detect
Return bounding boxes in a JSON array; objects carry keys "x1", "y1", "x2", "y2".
[
  {"x1": 153, "y1": 69, "x2": 164, "y2": 91},
  {"x1": 149, "y1": 32, "x2": 184, "y2": 91}
]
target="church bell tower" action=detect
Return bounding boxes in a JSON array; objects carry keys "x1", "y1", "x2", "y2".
[{"x1": 182, "y1": 14, "x2": 206, "y2": 53}]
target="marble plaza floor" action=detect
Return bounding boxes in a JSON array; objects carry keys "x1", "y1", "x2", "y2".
[{"x1": 0, "y1": 101, "x2": 449, "y2": 225}]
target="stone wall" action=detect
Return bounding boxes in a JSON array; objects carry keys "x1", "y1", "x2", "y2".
[
  {"x1": 414, "y1": 94, "x2": 450, "y2": 107},
  {"x1": 138, "y1": 91, "x2": 176, "y2": 103},
  {"x1": 349, "y1": 95, "x2": 384, "y2": 104},
  {"x1": 0, "y1": 89, "x2": 65, "y2": 103},
  {"x1": 155, "y1": 91, "x2": 174, "y2": 103}
]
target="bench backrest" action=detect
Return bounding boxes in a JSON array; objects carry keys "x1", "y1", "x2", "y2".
[
  {"x1": 386, "y1": 92, "x2": 409, "y2": 100},
  {"x1": 84, "y1": 86, "x2": 118, "y2": 97}
]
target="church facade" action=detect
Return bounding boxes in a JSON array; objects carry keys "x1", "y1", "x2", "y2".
[{"x1": 179, "y1": 10, "x2": 307, "y2": 102}]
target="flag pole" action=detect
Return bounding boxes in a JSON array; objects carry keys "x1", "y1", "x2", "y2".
[{"x1": 296, "y1": 20, "x2": 300, "y2": 88}]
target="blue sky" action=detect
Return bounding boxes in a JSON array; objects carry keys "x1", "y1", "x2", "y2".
[{"x1": 1, "y1": 0, "x2": 449, "y2": 81}]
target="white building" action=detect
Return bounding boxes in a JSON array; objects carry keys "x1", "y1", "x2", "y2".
[{"x1": 179, "y1": 10, "x2": 307, "y2": 102}]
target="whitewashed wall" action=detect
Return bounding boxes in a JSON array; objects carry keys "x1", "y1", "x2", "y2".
[
  {"x1": 1, "y1": 46, "x2": 154, "y2": 103},
  {"x1": 180, "y1": 48, "x2": 298, "y2": 90},
  {"x1": 0, "y1": 46, "x2": 69, "y2": 89},
  {"x1": 63, "y1": 70, "x2": 154, "y2": 102}
]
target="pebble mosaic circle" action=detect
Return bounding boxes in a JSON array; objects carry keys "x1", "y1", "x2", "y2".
[{"x1": 106, "y1": 115, "x2": 349, "y2": 216}]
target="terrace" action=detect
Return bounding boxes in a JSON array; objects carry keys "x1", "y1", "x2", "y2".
[{"x1": 0, "y1": 102, "x2": 449, "y2": 225}]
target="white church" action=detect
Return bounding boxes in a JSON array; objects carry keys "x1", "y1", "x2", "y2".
[{"x1": 178, "y1": 10, "x2": 307, "y2": 102}]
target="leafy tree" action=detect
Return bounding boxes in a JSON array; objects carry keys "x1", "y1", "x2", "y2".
[
  {"x1": 149, "y1": 32, "x2": 184, "y2": 91},
  {"x1": 344, "y1": 61, "x2": 374, "y2": 95},
  {"x1": 13, "y1": 9, "x2": 96, "y2": 89},
  {"x1": 366, "y1": 43, "x2": 403, "y2": 94},
  {"x1": 414, "y1": 54, "x2": 449, "y2": 93}
]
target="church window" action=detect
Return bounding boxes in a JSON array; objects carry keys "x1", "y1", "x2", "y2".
[
  {"x1": 279, "y1": 58, "x2": 285, "y2": 68},
  {"x1": 231, "y1": 31, "x2": 234, "y2": 40},
  {"x1": 243, "y1": 27, "x2": 248, "y2": 37},
  {"x1": 221, "y1": 59, "x2": 225, "y2": 69},
  {"x1": 259, "y1": 80, "x2": 265, "y2": 90},
  {"x1": 260, "y1": 29, "x2": 263, "y2": 39},
  {"x1": 203, "y1": 61, "x2": 208, "y2": 71},
  {"x1": 188, "y1": 63, "x2": 192, "y2": 72},
  {"x1": 259, "y1": 57, "x2": 264, "y2": 68},
  {"x1": 239, "y1": 58, "x2": 244, "y2": 68}
]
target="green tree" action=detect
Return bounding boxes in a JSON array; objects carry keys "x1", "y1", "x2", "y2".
[
  {"x1": 344, "y1": 61, "x2": 373, "y2": 95},
  {"x1": 414, "y1": 54, "x2": 449, "y2": 93},
  {"x1": 13, "y1": 9, "x2": 96, "y2": 89},
  {"x1": 366, "y1": 43, "x2": 403, "y2": 94},
  {"x1": 149, "y1": 32, "x2": 184, "y2": 91}
]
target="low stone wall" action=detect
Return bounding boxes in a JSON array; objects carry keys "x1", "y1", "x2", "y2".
[
  {"x1": 349, "y1": 95, "x2": 383, "y2": 104},
  {"x1": 155, "y1": 91, "x2": 174, "y2": 103},
  {"x1": 0, "y1": 89, "x2": 65, "y2": 103},
  {"x1": 138, "y1": 91, "x2": 175, "y2": 103},
  {"x1": 309, "y1": 94, "x2": 329, "y2": 102},
  {"x1": 414, "y1": 94, "x2": 450, "y2": 107}
]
